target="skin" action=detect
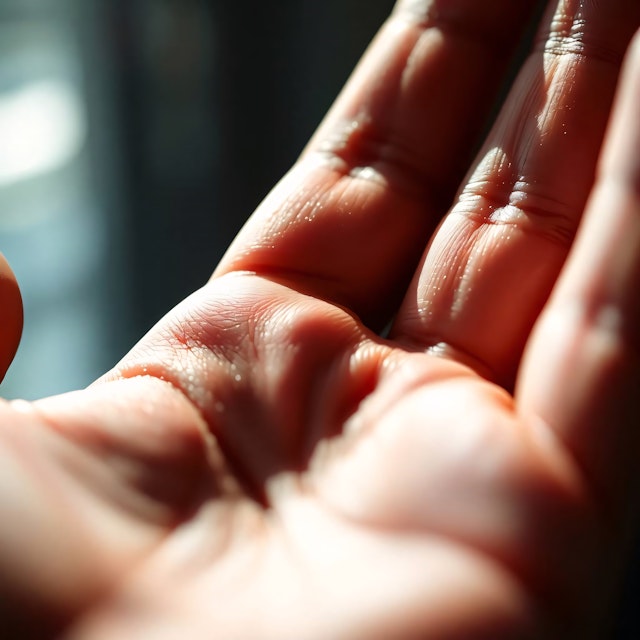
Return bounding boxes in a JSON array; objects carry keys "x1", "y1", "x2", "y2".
[
  {"x1": 0, "y1": 254, "x2": 22, "y2": 383},
  {"x1": 1, "y1": 0, "x2": 640, "y2": 637}
]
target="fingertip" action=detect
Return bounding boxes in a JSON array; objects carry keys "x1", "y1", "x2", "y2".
[{"x1": 0, "y1": 253, "x2": 23, "y2": 383}]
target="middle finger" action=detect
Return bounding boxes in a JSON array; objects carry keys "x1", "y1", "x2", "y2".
[{"x1": 392, "y1": 0, "x2": 640, "y2": 387}]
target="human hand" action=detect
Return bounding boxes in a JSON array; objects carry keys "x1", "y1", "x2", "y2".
[{"x1": 1, "y1": 1, "x2": 640, "y2": 637}]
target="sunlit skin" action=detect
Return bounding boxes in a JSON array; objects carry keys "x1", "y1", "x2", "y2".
[{"x1": 1, "y1": 1, "x2": 640, "y2": 637}]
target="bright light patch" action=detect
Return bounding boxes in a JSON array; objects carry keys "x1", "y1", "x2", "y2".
[{"x1": 0, "y1": 79, "x2": 86, "y2": 187}]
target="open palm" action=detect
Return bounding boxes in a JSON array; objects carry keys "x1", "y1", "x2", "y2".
[{"x1": 2, "y1": 1, "x2": 640, "y2": 638}]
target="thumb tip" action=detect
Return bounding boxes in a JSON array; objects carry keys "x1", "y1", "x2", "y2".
[{"x1": 0, "y1": 253, "x2": 24, "y2": 384}]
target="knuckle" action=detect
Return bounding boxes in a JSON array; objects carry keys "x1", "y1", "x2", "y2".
[{"x1": 456, "y1": 181, "x2": 578, "y2": 249}]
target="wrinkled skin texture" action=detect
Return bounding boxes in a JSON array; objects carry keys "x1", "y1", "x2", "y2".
[{"x1": 1, "y1": 1, "x2": 640, "y2": 638}]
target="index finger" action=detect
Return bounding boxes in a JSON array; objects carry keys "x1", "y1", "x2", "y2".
[{"x1": 214, "y1": 0, "x2": 542, "y2": 329}]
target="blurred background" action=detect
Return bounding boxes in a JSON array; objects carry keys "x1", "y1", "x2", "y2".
[
  {"x1": 0, "y1": 0, "x2": 392, "y2": 398},
  {"x1": 0, "y1": 0, "x2": 638, "y2": 636}
]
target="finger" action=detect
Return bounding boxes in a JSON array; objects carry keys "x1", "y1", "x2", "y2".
[
  {"x1": 517, "y1": 30, "x2": 640, "y2": 517},
  {"x1": 214, "y1": 0, "x2": 541, "y2": 329},
  {"x1": 392, "y1": 0, "x2": 640, "y2": 386},
  {"x1": 0, "y1": 254, "x2": 23, "y2": 383}
]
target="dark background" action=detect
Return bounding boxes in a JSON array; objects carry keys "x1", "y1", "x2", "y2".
[
  {"x1": 115, "y1": 0, "x2": 396, "y2": 335},
  {"x1": 0, "y1": 1, "x2": 637, "y2": 635}
]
